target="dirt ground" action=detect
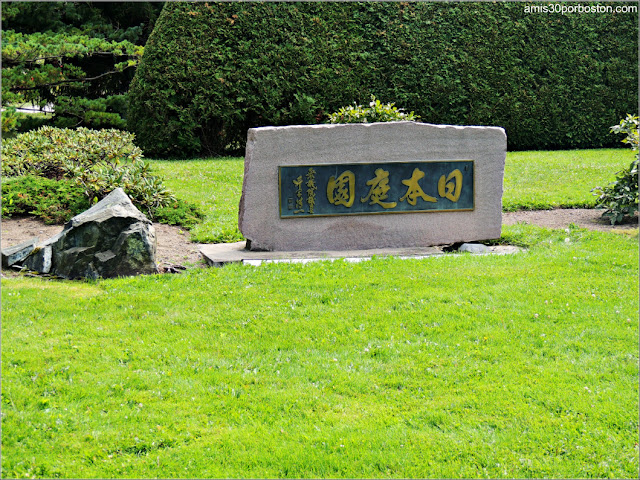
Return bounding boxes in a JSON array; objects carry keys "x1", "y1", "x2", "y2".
[
  {"x1": 1, "y1": 208, "x2": 637, "y2": 276},
  {"x1": 501, "y1": 208, "x2": 638, "y2": 232},
  {"x1": 1, "y1": 218, "x2": 204, "y2": 274}
]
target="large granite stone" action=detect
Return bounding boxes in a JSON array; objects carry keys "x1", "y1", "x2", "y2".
[
  {"x1": 22, "y1": 188, "x2": 157, "y2": 279},
  {"x1": 238, "y1": 122, "x2": 506, "y2": 251}
]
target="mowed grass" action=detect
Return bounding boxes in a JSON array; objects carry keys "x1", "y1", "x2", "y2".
[
  {"x1": 502, "y1": 148, "x2": 635, "y2": 211},
  {"x1": 150, "y1": 157, "x2": 244, "y2": 243},
  {"x1": 2, "y1": 147, "x2": 638, "y2": 478},
  {"x1": 1, "y1": 225, "x2": 638, "y2": 478},
  {"x1": 149, "y1": 148, "x2": 634, "y2": 243}
]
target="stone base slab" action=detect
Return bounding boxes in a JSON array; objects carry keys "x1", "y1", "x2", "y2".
[{"x1": 199, "y1": 241, "x2": 522, "y2": 267}]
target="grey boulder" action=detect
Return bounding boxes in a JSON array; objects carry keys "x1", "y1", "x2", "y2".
[
  {"x1": 458, "y1": 243, "x2": 491, "y2": 254},
  {"x1": 22, "y1": 188, "x2": 157, "y2": 279},
  {"x1": 1, "y1": 237, "x2": 39, "y2": 268}
]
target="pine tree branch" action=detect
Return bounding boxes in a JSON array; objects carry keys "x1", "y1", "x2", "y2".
[
  {"x1": 9, "y1": 65, "x2": 134, "y2": 91},
  {"x1": 3, "y1": 51, "x2": 135, "y2": 66}
]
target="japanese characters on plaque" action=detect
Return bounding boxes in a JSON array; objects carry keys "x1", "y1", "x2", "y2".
[{"x1": 279, "y1": 160, "x2": 474, "y2": 218}]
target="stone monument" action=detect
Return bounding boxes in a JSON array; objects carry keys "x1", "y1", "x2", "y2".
[{"x1": 238, "y1": 121, "x2": 506, "y2": 251}]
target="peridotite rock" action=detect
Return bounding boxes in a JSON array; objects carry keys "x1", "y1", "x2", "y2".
[{"x1": 22, "y1": 188, "x2": 157, "y2": 279}]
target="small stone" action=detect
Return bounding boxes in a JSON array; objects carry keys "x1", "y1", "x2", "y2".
[
  {"x1": 1, "y1": 237, "x2": 39, "y2": 267},
  {"x1": 458, "y1": 243, "x2": 490, "y2": 254},
  {"x1": 22, "y1": 233, "x2": 63, "y2": 274}
]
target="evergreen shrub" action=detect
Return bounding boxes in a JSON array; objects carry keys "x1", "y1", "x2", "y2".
[
  {"x1": 14, "y1": 112, "x2": 51, "y2": 134},
  {"x1": 1, "y1": 175, "x2": 90, "y2": 224},
  {"x1": 1, "y1": 126, "x2": 203, "y2": 224},
  {"x1": 154, "y1": 200, "x2": 205, "y2": 229},
  {"x1": 128, "y1": 2, "x2": 637, "y2": 157}
]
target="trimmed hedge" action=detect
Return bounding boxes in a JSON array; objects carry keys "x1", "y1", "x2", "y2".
[{"x1": 128, "y1": 2, "x2": 638, "y2": 157}]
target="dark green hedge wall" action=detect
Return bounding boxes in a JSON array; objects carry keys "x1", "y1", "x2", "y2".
[{"x1": 128, "y1": 2, "x2": 638, "y2": 157}]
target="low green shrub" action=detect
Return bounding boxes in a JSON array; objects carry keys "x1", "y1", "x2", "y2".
[
  {"x1": 1, "y1": 107, "x2": 19, "y2": 137},
  {"x1": 1, "y1": 110, "x2": 53, "y2": 140},
  {"x1": 154, "y1": 199, "x2": 205, "y2": 229},
  {"x1": 1, "y1": 175, "x2": 90, "y2": 224},
  {"x1": 1, "y1": 126, "x2": 203, "y2": 226},
  {"x1": 327, "y1": 95, "x2": 419, "y2": 124},
  {"x1": 592, "y1": 114, "x2": 639, "y2": 224},
  {"x1": 1, "y1": 126, "x2": 143, "y2": 179},
  {"x1": 15, "y1": 111, "x2": 51, "y2": 133}
]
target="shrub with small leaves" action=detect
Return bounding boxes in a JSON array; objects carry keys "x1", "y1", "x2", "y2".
[
  {"x1": 1, "y1": 107, "x2": 20, "y2": 136},
  {"x1": 592, "y1": 114, "x2": 639, "y2": 224},
  {"x1": 1, "y1": 126, "x2": 143, "y2": 178},
  {"x1": 1, "y1": 126, "x2": 202, "y2": 225},
  {"x1": 1, "y1": 175, "x2": 90, "y2": 224},
  {"x1": 154, "y1": 199, "x2": 205, "y2": 229},
  {"x1": 327, "y1": 95, "x2": 420, "y2": 124}
]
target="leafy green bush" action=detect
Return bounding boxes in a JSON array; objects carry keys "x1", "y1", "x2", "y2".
[
  {"x1": 1, "y1": 107, "x2": 20, "y2": 136},
  {"x1": 1, "y1": 175, "x2": 90, "y2": 224},
  {"x1": 154, "y1": 199, "x2": 205, "y2": 229},
  {"x1": 592, "y1": 114, "x2": 639, "y2": 224},
  {"x1": 15, "y1": 111, "x2": 51, "y2": 133},
  {"x1": 128, "y1": 2, "x2": 637, "y2": 158},
  {"x1": 327, "y1": 95, "x2": 419, "y2": 124},
  {"x1": 2, "y1": 126, "x2": 143, "y2": 178},
  {"x1": 1, "y1": 126, "x2": 203, "y2": 225},
  {"x1": 2, "y1": 110, "x2": 50, "y2": 139}
]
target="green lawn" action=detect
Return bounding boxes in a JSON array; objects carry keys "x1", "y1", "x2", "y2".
[
  {"x1": 1, "y1": 225, "x2": 638, "y2": 478},
  {"x1": 150, "y1": 148, "x2": 634, "y2": 243},
  {"x1": 150, "y1": 157, "x2": 244, "y2": 243},
  {"x1": 502, "y1": 148, "x2": 635, "y2": 211},
  {"x1": 1, "y1": 148, "x2": 638, "y2": 478}
]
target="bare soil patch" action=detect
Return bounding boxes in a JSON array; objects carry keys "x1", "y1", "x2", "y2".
[
  {"x1": 502, "y1": 208, "x2": 638, "y2": 232},
  {"x1": 1, "y1": 217, "x2": 205, "y2": 276},
  {"x1": 1, "y1": 209, "x2": 637, "y2": 277}
]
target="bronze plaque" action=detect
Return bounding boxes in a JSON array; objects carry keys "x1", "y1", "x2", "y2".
[{"x1": 279, "y1": 160, "x2": 474, "y2": 218}]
